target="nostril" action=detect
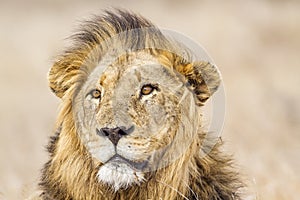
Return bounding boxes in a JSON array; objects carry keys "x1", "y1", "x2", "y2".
[
  {"x1": 117, "y1": 128, "x2": 127, "y2": 136},
  {"x1": 102, "y1": 128, "x2": 110, "y2": 136},
  {"x1": 96, "y1": 128, "x2": 109, "y2": 137},
  {"x1": 119, "y1": 125, "x2": 135, "y2": 135}
]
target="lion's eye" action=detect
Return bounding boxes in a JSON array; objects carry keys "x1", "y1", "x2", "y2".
[
  {"x1": 141, "y1": 85, "x2": 155, "y2": 95},
  {"x1": 90, "y1": 89, "x2": 101, "y2": 99}
]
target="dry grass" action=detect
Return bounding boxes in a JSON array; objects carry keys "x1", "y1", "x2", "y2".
[{"x1": 0, "y1": 0, "x2": 299, "y2": 199}]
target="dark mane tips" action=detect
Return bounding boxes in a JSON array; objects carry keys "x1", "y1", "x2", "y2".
[
  {"x1": 103, "y1": 9, "x2": 154, "y2": 32},
  {"x1": 72, "y1": 9, "x2": 156, "y2": 46}
]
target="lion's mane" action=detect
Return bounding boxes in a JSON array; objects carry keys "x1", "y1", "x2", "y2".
[{"x1": 39, "y1": 10, "x2": 243, "y2": 200}]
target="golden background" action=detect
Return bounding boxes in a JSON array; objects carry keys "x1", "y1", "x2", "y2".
[{"x1": 0, "y1": 0, "x2": 299, "y2": 199}]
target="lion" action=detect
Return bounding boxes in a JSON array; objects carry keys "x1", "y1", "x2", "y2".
[{"x1": 38, "y1": 10, "x2": 243, "y2": 199}]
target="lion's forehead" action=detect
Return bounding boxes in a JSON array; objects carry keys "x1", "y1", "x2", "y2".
[{"x1": 98, "y1": 52, "x2": 160, "y2": 88}]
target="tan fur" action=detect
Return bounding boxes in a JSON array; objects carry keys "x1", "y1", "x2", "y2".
[{"x1": 39, "y1": 10, "x2": 243, "y2": 199}]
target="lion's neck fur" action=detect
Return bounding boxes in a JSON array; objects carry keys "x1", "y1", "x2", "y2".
[{"x1": 39, "y1": 101, "x2": 242, "y2": 200}]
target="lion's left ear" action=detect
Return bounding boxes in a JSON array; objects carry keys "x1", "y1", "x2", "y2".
[
  {"x1": 48, "y1": 52, "x2": 86, "y2": 99},
  {"x1": 175, "y1": 61, "x2": 221, "y2": 106}
]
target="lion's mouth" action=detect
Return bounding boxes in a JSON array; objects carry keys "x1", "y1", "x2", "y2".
[{"x1": 106, "y1": 154, "x2": 148, "y2": 171}]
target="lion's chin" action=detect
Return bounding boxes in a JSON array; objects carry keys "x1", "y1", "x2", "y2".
[{"x1": 97, "y1": 162, "x2": 145, "y2": 191}]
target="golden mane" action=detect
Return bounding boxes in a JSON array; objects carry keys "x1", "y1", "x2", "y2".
[{"x1": 38, "y1": 10, "x2": 243, "y2": 199}]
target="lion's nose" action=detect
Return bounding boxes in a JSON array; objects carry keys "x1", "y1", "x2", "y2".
[{"x1": 96, "y1": 126, "x2": 134, "y2": 145}]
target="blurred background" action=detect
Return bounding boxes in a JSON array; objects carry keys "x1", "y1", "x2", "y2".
[{"x1": 0, "y1": 0, "x2": 299, "y2": 199}]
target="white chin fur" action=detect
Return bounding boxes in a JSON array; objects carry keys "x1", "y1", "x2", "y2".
[{"x1": 97, "y1": 162, "x2": 145, "y2": 191}]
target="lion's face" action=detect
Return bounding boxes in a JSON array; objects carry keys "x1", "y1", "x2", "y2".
[{"x1": 74, "y1": 51, "x2": 199, "y2": 190}]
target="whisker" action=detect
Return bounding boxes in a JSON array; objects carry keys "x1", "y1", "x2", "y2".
[
  {"x1": 184, "y1": 181, "x2": 199, "y2": 200},
  {"x1": 156, "y1": 179, "x2": 189, "y2": 200}
]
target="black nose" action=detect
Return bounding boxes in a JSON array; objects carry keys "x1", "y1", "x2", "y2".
[{"x1": 96, "y1": 126, "x2": 134, "y2": 145}]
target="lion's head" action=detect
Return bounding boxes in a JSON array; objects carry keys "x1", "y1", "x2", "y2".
[
  {"x1": 49, "y1": 11, "x2": 220, "y2": 190},
  {"x1": 40, "y1": 10, "x2": 241, "y2": 200},
  {"x1": 71, "y1": 48, "x2": 219, "y2": 190}
]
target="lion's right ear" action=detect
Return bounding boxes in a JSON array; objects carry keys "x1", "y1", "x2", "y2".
[
  {"x1": 157, "y1": 50, "x2": 221, "y2": 106},
  {"x1": 175, "y1": 60, "x2": 221, "y2": 106},
  {"x1": 48, "y1": 54, "x2": 82, "y2": 98}
]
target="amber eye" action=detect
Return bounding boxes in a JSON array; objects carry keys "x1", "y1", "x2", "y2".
[
  {"x1": 90, "y1": 89, "x2": 101, "y2": 99},
  {"x1": 141, "y1": 85, "x2": 155, "y2": 95}
]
